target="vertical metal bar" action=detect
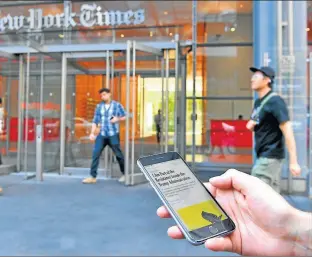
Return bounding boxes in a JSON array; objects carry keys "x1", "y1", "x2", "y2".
[
  {"x1": 287, "y1": 1, "x2": 294, "y2": 194},
  {"x1": 174, "y1": 41, "x2": 179, "y2": 152},
  {"x1": 36, "y1": 54, "x2": 44, "y2": 181},
  {"x1": 23, "y1": 52, "x2": 30, "y2": 176},
  {"x1": 39, "y1": 55, "x2": 44, "y2": 135},
  {"x1": 125, "y1": 40, "x2": 131, "y2": 186},
  {"x1": 6, "y1": 60, "x2": 11, "y2": 155},
  {"x1": 165, "y1": 50, "x2": 169, "y2": 152},
  {"x1": 277, "y1": 1, "x2": 282, "y2": 96},
  {"x1": 180, "y1": 60, "x2": 187, "y2": 158},
  {"x1": 60, "y1": 53, "x2": 67, "y2": 175},
  {"x1": 17, "y1": 54, "x2": 24, "y2": 172},
  {"x1": 104, "y1": 50, "x2": 110, "y2": 176},
  {"x1": 109, "y1": 51, "x2": 114, "y2": 178},
  {"x1": 192, "y1": 0, "x2": 197, "y2": 168},
  {"x1": 309, "y1": 52, "x2": 312, "y2": 199},
  {"x1": 161, "y1": 58, "x2": 165, "y2": 152},
  {"x1": 131, "y1": 41, "x2": 136, "y2": 185}
]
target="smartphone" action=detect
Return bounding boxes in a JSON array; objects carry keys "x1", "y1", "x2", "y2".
[{"x1": 137, "y1": 151, "x2": 236, "y2": 246}]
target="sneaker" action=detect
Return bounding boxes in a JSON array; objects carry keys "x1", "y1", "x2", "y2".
[
  {"x1": 118, "y1": 175, "x2": 125, "y2": 183},
  {"x1": 82, "y1": 177, "x2": 97, "y2": 184}
]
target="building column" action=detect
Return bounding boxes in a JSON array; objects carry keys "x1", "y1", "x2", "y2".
[
  {"x1": 252, "y1": 1, "x2": 278, "y2": 163},
  {"x1": 253, "y1": 1, "x2": 278, "y2": 73},
  {"x1": 253, "y1": 1, "x2": 309, "y2": 192},
  {"x1": 292, "y1": 1, "x2": 308, "y2": 180}
]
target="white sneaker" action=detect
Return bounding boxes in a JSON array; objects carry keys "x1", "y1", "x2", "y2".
[{"x1": 118, "y1": 175, "x2": 125, "y2": 183}]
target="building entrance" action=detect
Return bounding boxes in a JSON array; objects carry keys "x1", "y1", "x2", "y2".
[{"x1": 16, "y1": 40, "x2": 186, "y2": 185}]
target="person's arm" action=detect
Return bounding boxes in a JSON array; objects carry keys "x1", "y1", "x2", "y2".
[
  {"x1": 91, "y1": 105, "x2": 100, "y2": 135},
  {"x1": 288, "y1": 209, "x2": 312, "y2": 256},
  {"x1": 279, "y1": 121, "x2": 298, "y2": 165},
  {"x1": 246, "y1": 103, "x2": 258, "y2": 131},
  {"x1": 246, "y1": 118, "x2": 257, "y2": 131},
  {"x1": 272, "y1": 97, "x2": 300, "y2": 175},
  {"x1": 115, "y1": 103, "x2": 126, "y2": 122}
]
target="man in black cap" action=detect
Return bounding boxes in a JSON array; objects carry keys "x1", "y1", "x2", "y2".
[{"x1": 246, "y1": 66, "x2": 301, "y2": 193}]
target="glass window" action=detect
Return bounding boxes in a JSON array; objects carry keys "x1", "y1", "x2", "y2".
[
  {"x1": 197, "y1": 1, "x2": 253, "y2": 43},
  {"x1": 185, "y1": 46, "x2": 253, "y2": 167}
]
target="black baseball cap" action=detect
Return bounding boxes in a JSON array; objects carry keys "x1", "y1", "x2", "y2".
[{"x1": 249, "y1": 66, "x2": 275, "y2": 81}]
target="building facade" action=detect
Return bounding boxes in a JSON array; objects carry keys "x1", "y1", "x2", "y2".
[{"x1": 0, "y1": 1, "x2": 310, "y2": 194}]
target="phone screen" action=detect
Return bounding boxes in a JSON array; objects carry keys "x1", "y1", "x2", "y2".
[{"x1": 142, "y1": 153, "x2": 235, "y2": 242}]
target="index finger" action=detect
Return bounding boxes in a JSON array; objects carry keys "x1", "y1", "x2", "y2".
[{"x1": 157, "y1": 206, "x2": 171, "y2": 218}]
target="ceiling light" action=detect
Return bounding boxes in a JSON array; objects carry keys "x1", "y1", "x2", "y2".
[
  {"x1": 230, "y1": 27, "x2": 236, "y2": 32},
  {"x1": 240, "y1": 4, "x2": 243, "y2": 8},
  {"x1": 169, "y1": 32, "x2": 173, "y2": 36},
  {"x1": 306, "y1": 28, "x2": 310, "y2": 32},
  {"x1": 164, "y1": 11, "x2": 168, "y2": 15},
  {"x1": 150, "y1": 31, "x2": 153, "y2": 37},
  {"x1": 58, "y1": 34, "x2": 64, "y2": 38},
  {"x1": 121, "y1": 34, "x2": 124, "y2": 38}
]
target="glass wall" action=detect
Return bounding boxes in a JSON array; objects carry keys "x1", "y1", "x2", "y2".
[
  {"x1": 186, "y1": 1, "x2": 253, "y2": 169},
  {"x1": 185, "y1": 46, "x2": 253, "y2": 166},
  {"x1": 20, "y1": 54, "x2": 62, "y2": 173},
  {"x1": 0, "y1": 56, "x2": 20, "y2": 166},
  {"x1": 196, "y1": 1, "x2": 253, "y2": 43}
]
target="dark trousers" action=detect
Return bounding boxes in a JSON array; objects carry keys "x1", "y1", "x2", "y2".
[
  {"x1": 156, "y1": 125, "x2": 161, "y2": 144},
  {"x1": 90, "y1": 134, "x2": 124, "y2": 178}
]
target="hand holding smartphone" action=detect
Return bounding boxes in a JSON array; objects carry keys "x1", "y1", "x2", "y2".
[{"x1": 137, "y1": 152, "x2": 235, "y2": 246}]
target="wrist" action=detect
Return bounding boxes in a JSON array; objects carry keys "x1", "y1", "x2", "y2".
[{"x1": 288, "y1": 209, "x2": 312, "y2": 256}]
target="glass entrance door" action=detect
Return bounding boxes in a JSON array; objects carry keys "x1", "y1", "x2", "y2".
[
  {"x1": 56, "y1": 42, "x2": 185, "y2": 185},
  {"x1": 124, "y1": 40, "x2": 185, "y2": 186},
  {"x1": 62, "y1": 52, "x2": 114, "y2": 178}
]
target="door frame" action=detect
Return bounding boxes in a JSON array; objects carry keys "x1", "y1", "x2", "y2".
[{"x1": 60, "y1": 51, "x2": 113, "y2": 177}]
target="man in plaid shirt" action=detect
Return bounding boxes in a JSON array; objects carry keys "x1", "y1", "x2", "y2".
[{"x1": 83, "y1": 88, "x2": 126, "y2": 184}]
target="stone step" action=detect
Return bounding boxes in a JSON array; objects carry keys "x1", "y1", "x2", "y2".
[{"x1": 0, "y1": 164, "x2": 17, "y2": 176}]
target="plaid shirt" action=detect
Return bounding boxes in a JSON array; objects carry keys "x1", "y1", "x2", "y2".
[{"x1": 92, "y1": 100, "x2": 126, "y2": 137}]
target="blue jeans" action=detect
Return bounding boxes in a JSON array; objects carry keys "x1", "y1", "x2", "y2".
[{"x1": 90, "y1": 134, "x2": 124, "y2": 178}]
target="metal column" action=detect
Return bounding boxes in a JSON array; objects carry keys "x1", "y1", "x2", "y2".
[
  {"x1": 165, "y1": 50, "x2": 169, "y2": 152},
  {"x1": 174, "y1": 41, "x2": 179, "y2": 152},
  {"x1": 125, "y1": 40, "x2": 131, "y2": 186},
  {"x1": 17, "y1": 54, "x2": 24, "y2": 172},
  {"x1": 191, "y1": 0, "x2": 197, "y2": 168},
  {"x1": 23, "y1": 52, "x2": 30, "y2": 176},
  {"x1": 60, "y1": 53, "x2": 67, "y2": 175},
  {"x1": 161, "y1": 58, "x2": 165, "y2": 152},
  {"x1": 5, "y1": 60, "x2": 11, "y2": 155},
  {"x1": 104, "y1": 50, "x2": 110, "y2": 176},
  {"x1": 309, "y1": 52, "x2": 312, "y2": 199},
  {"x1": 36, "y1": 54, "x2": 44, "y2": 181},
  {"x1": 130, "y1": 41, "x2": 136, "y2": 185},
  {"x1": 180, "y1": 59, "x2": 187, "y2": 158},
  {"x1": 108, "y1": 50, "x2": 115, "y2": 178}
]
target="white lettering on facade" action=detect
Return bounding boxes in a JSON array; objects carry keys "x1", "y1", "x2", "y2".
[
  {"x1": 0, "y1": 4, "x2": 145, "y2": 32},
  {"x1": 80, "y1": 4, "x2": 97, "y2": 27}
]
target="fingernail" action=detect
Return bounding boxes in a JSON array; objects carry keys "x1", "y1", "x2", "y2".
[{"x1": 209, "y1": 177, "x2": 217, "y2": 182}]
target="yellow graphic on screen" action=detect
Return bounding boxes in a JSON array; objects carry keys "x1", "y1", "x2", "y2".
[{"x1": 177, "y1": 200, "x2": 226, "y2": 231}]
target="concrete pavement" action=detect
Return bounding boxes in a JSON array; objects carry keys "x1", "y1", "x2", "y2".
[
  {"x1": 0, "y1": 175, "x2": 237, "y2": 256},
  {"x1": 0, "y1": 174, "x2": 311, "y2": 256}
]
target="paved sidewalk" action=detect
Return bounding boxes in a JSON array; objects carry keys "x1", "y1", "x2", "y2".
[
  {"x1": 0, "y1": 175, "x2": 237, "y2": 256},
  {"x1": 0, "y1": 174, "x2": 311, "y2": 256}
]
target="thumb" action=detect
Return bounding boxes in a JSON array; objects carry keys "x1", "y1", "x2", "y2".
[{"x1": 205, "y1": 237, "x2": 234, "y2": 253}]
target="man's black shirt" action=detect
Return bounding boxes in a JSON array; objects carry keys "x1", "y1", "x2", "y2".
[{"x1": 252, "y1": 90, "x2": 290, "y2": 159}]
